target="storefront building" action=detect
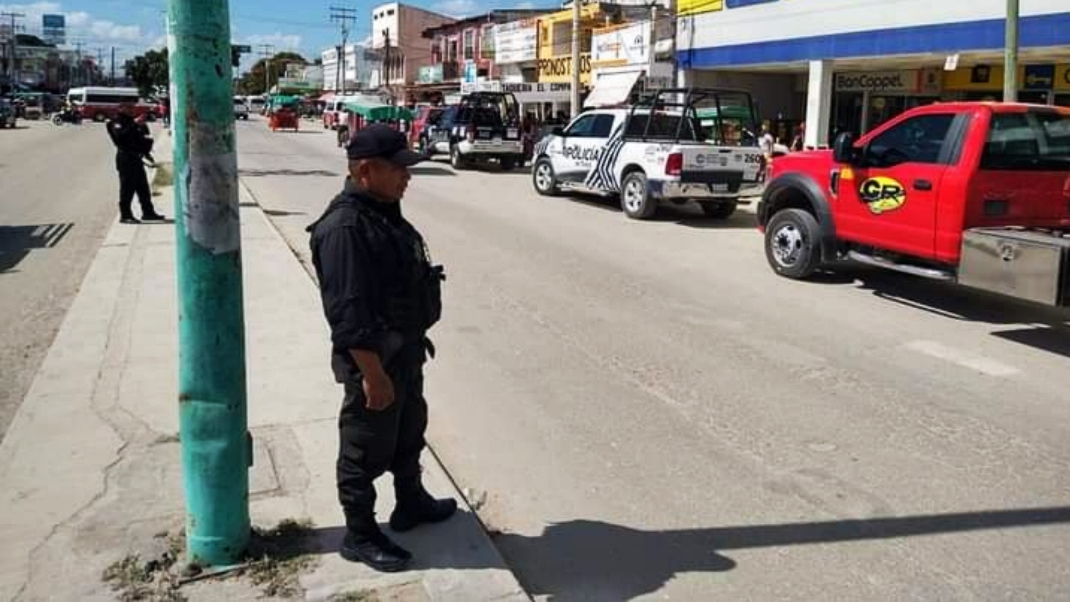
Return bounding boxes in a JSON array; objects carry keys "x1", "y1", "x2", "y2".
[
  {"x1": 535, "y1": 2, "x2": 654, "y2": 120},
  {"x1": 493, "y1": 16, "x2": 573, "y2": 119},
  {"x1": 676, "y1": 0, "x2": 1070, "y2": 148},
  {"x1": 586, "y1": 19, "x2": 674, "y2": 108}
]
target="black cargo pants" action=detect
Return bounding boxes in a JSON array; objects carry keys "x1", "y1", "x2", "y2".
[
  {"x1": 116, "y1": 152, "x2": 157, "y2": 219},
  {"x1": 337, "y1": 358, "x2": 428, "y2": 530}
]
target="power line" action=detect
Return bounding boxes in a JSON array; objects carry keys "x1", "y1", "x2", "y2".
[
  {"x1": 1, "y1": 11, "x2": 25, "y2": 81},
  {"x1": 329, "y1": 5, "x2": 357, "y2": 94}
]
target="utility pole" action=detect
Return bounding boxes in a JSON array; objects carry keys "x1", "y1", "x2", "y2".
[
  {"x1": 96, "y1": 47, "x2": 106, "y2": 84},
  {"x1": 166, "y1": 0, "x2": 250, "y2": 567},
  {"x1": 383, "y1": 28, "x2": 392, "y2": 103},
  {"x1": 73, "y1": 41, "x2": 85, "y2": 86},
  {"x1": 1003, "y1": 0, "x2": 1018, "y2": 102},
  {"x1": 329, "y1": 5, "x2": 357, "y2": 96},
  {"x1": 570, "y1": 0, "x2": 581, "y2": 117},
  {"x1": 257, "y1": 44, "x2": 274, "y2": 94},
  {"x1": 2, "y1": 11, "x2": 25, "y2": 81}
]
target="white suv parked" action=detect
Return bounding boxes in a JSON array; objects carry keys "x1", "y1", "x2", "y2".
[
  {"x1": 531, "y1": 88, "x2": 765, "y2": 220},
  {"x1": 234, "y1": 97, "x2": 250, "y2": 120}
]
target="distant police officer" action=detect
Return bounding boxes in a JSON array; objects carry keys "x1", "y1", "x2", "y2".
[
  {"x1": 106, "y1": 104, "x2": 165, "y2": 224},
  {"x1": 308, "y1": 124, "x2": 454, "y2": 572}
]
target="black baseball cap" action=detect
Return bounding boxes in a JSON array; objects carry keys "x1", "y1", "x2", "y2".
[{"x1": 346, "y1": 123, "x2": 426, "y2": 166}]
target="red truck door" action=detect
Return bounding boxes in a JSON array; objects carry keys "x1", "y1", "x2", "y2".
[{"x1": 835, "y1": 112, "x2": 963, "y2": 260}]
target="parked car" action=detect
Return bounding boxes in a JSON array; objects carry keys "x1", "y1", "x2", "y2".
[
  {"x1": 532, "y1": 88, "x2": 765, "y2": 219},
  {"x1": 0, "y1": 98, "x2": 17, "y2": 128},
  {"x1": 234, "y1": 97, "x2": 250, "y2": 120},
  {"x1": 410, "y1": 105, "x2": 444, "y2": 151},
  {"x1": 758, "y1": 101, "x2": 1070, "y2": 309},
  {"x1": 425, "y1": 92, "x2": 524, "y2": 170}
]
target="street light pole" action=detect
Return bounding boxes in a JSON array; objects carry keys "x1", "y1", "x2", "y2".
[
  {"x1": 1003, "y1": 0, "x2": 1019, "y2": 102},
  {"x1": 570, "y1": 0, "x2": 581, "y2": 117},
  {"x1": 167, "y1": 0, "x2": 250, "y2": 567}
]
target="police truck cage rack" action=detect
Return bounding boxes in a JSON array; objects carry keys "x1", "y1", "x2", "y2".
[
  {"x1": 457, "y1": 91, "x2": 521, "y2": 128},
  {"x1": 625, "y1": 87, "x2": 761, "y2": 148}
]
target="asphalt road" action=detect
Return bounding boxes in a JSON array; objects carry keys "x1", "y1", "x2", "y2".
[
  {"x1": 0, "y1": 119, "x2": 159, "y2": 441},
  {"x1": 238, "y1": 118, "x2": 1070, "y2": 600}
]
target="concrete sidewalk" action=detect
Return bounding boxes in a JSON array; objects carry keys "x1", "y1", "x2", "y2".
[{"x1": 0, "y1": 135, "x2": 528, "y2": 601}]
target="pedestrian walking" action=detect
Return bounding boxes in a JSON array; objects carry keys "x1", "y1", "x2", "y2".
[
  {"x1": 105, "y1": 104, "x2": 165, "y2": 224},
  {"x1": 307, "y1": 124, "x2": 455, "y2": 573}
]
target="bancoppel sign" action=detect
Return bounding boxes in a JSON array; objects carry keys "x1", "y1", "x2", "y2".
[
  {"x1": 592, "y1": 21, "x2": 649, "y2": 68},
  {"x1": 493, "y1": 19, "x2": 538, "y2": 64},
  {"x1": 835, "y1": 71, "x2": 921, "y2": 94}
]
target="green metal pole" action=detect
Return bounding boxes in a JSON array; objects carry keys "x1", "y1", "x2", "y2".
[
  {"x1": 1004, "y1": 0, "x2": 1019, "y2": 102},
  {"x1": 167, "y1": 0, "x2": 250, "y2": 566}
]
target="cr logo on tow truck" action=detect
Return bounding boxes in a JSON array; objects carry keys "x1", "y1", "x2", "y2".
[{"x1": 859, "y1": 176, "x2": 906, "y2": 214}]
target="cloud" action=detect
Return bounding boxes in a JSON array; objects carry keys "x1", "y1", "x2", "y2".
[
  {"x1": 89, "y1": 20, "x2": 143, "y2": 42},
  {"x1": 0, "y1": 1, "x2": 148, "y2": 45},
  {"x1": 514, "y1": 1, "x2": 536, "y2": 8},
  {"x1": 245, "y1": 32, "x2": 303, "y2": 52},
  {"x1": 433, "y1": 0, "x2": 479, "y2": 18}
]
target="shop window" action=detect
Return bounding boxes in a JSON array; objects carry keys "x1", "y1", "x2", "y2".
[{"x1": 866, "y1": 114, "x2": 955, "y2": 167}]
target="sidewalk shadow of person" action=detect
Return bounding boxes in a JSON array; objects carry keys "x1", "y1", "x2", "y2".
[
  {"x1": 295, "y1": 505, "x2": 1070, "y2": 601},
  {"x1": 492, "y1": 506, "x2": 1070, "y2": 601}
]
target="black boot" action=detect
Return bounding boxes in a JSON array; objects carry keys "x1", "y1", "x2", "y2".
[
  {"x1": 389, "y1": 481, "x2": 458, "y2": 533},
  {"x1": 339, "y1": 520, "x2": 412, "y2": 572}
]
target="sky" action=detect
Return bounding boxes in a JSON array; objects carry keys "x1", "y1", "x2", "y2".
[{"x1": 0, "y1": 0, "x2": 555, "y2": 74}]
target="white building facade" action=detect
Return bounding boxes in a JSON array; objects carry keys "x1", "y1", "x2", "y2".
[
  {"x1": 321, "y1": 44, "x2": 383, "y2": 92},
  {"x1": 676, "y1": 0, "x2": 1070, "y2": 148}
]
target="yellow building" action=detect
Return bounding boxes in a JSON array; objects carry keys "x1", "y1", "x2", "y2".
[{"x1": 536, "y1": 3, "x2": 656, "y2": 85}]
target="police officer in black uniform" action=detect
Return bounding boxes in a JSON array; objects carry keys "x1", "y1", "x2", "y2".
[
  {"x1": 106, "y1": 104, "x2": 165, "y2": 224},
  {"x1": 308, "y1": 124, "x2": 455, "y2": 572}
]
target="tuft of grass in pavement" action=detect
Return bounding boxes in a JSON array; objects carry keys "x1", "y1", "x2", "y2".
[
  {"x1": 102, "y1": 550, "x2": 186, "y2": 602},
  {"x1": 242, "y1": 518, "x2": 319, "y2": 599}
]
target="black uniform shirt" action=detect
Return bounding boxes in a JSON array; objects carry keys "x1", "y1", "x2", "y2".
[{"x1": 308, "y1": 178, "x2": 436, "y2": 381}]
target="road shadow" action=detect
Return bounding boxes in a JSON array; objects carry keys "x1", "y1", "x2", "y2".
[
  {"x1": 0, "y1": 223, "x2": 74, "y2": 273},
  {"x1": 554, "y1": 193, "x2": 757, "y2": 230},
  {"x1": 289, "y1": 505, "x2": 1070, "y2": 601},
  {"x1": 240, "y1": 168, "x2": 341, "y2": 178},
  {"x1": 843, "y1": 268, "x2": 1070, "y2": 357},
  {"x1": 262, "y1": 208, "x2": 308, "y2": 217},
  {"x1": 410, "y1": 165, "x2": 455, "y2": 177},
  {"x1": 493, "y1": 506, "x2": 1070, "y2": 600}
]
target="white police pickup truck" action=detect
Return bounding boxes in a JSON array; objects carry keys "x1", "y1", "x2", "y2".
[{"x1": 531, "y1": 88, "x2": 765, "y2": 219}]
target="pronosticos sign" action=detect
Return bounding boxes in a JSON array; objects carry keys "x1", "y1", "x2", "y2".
[{"x1": 537, "y1": 53, "x2": 592, "y2": 84}]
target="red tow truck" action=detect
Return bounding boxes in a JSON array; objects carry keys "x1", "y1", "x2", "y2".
[{"x1": 758, "y1": 102, "x2": 1070, "y2": 308}]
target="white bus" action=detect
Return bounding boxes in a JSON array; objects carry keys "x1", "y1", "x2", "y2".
[{"x1": 66, "y1": 87, "x2": 159, "y2": 122}]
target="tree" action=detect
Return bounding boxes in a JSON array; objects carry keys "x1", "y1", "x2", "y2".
[
  {"x1": 237, "y1": 51, "x2": 306, "y2": 95},
  {"x1": 125, "y1": 48, "x2": 169, "y2": 98}
]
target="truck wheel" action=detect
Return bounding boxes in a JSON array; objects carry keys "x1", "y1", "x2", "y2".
[
  {"x1": 620, "y1": 171, "x2": 657, "y2": 219},
  {"x1": 500, "y1": 156, "x2": 516, "y2": 171},
  {"x1": 450, "y1": 145, "x2": 468, "y2": 170},
  {"x1": 532, "y1": 158, "x2": 559, "y2": 196},
  {"x1": 765, "y1": 208, "x2": 822, "y2": 279},
  {"x1": 700, "y1": 201, "x2": 736, "y2": 219}
]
